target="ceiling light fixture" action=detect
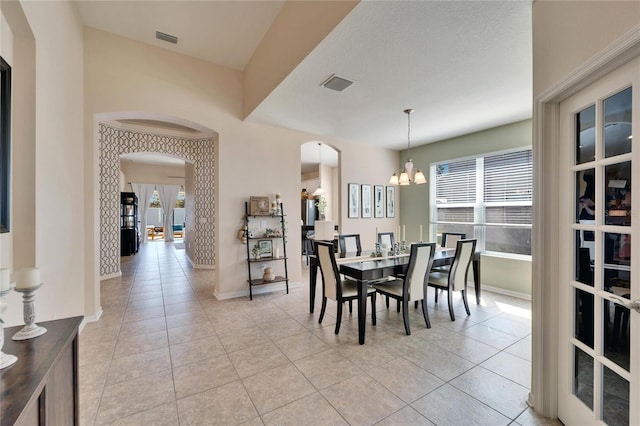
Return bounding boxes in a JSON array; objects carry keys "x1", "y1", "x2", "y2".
[
  {"x1": 390, "y1": 109, "x2": 426, "y2": 185},
  {"x1": 313, "y1": 142, "x2": 327, "y2": 196}
]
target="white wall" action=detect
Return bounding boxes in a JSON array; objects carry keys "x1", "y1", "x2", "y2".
[{"x1": 1, "y1": 1, "x2": 85, "y2": 326}]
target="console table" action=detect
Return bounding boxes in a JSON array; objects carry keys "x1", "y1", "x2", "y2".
[{"x1": 1, "y1": 316, "x2": 83, "y2": 426}]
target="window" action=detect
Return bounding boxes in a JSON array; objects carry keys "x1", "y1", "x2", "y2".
[{"x1": 431, "y1": 148, "x2": 532, "y2": 256}]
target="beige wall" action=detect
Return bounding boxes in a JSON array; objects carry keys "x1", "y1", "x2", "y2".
[
  {"x1": 84, "y1": 28, "x2": 398, "y2": 300},
  {"x1": 533, "y1": 0, "x2": 639, "y2": 96},
  {"x1": 0, "y1": 1, "x2": 85, "y2": 326},
  {"x1": 120, "y1": 161, "x2": 186, "y2": 190},
  {"x1": 399, "y1": 119, "x2": 533, "y2": 295}
]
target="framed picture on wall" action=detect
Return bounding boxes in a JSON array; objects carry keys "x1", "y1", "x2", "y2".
[
  {"x1": 361, "y1": 184, "x2": 372, "y2": 218},
  {"x1": 348, "y1": 183, "x2": 359, "y2": 218},
  {"x1": 0, "y1": 57, "x2": 11, "y2": 233},
  {"x1": 386, "y1": 186, "x2": 395, "y2": 218},
  {"x1": 374, "y1": 185, "x2": 384, "y2": 218}
]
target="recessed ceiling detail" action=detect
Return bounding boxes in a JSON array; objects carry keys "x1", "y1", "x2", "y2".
[
  {"x1": 321, "y1": 74, "x2": 353, "y2": 92},
  {"x1": 155, "y1": 31, "x2": 178, "y2": 44}
]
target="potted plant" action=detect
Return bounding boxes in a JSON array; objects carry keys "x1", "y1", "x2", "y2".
[
  {"x1": 251, "y1": 244, "x2": 261, "y2": 260},
  {"x1": 316, "y1": 196, "x2": 327, "y2": 220}
]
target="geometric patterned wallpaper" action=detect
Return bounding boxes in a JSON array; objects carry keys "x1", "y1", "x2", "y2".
[{"x1": 99, "y1": 123, "x2": 215, "y2": 277}]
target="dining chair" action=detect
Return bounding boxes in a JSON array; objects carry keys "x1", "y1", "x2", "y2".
[
  {"x1": 315, "y1": 241, "x2": 376, "y2": 334},
  {"x1": 428, "y1": 239, "x2": 476, "y2": 321},
  {"x1": 373, "y1": 242, "x2": 436, "y2": 335},
  {"x1": 339, "y1": 234, "x2": 362, "y2": 254},
  {"x1": 441, "y1": 232, "x2": 466, "y2": 248},
  {"x1": 377, "y1": 232, "x2": 395, "y2": 251}
]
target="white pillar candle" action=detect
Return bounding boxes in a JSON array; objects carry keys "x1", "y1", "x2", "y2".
[
  {"x1": 419, "y1": 225, "x2": 423, "y2": 242},
  {"x1": 0, "y1": 268, "x2": 10, "y2": 291},
  {"x1": 15, "y1": 267, "x2": 40, "y2": 289},
  {"x1": 403, "y1": 225, "x2": 406, "y2": 241},
  {"x1": 375, "y1": 227, "x2": 378, "y2": 246},
  {"x1": 275, "y1": 248, "x2": 280, "y2": 258}
]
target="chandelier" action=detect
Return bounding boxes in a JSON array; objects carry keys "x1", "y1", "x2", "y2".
[{"x1": 389, "y1": 109, "x2": 426, "y2": 185}]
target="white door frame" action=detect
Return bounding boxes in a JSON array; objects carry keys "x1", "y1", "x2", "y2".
[{"x1": 531, "y1": 26, "x2": 640, "y2": 418}]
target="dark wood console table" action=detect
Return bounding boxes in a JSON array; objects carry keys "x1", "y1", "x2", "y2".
[{"x1": 1, "y1": 316, "x2": 83, "y2": 426}]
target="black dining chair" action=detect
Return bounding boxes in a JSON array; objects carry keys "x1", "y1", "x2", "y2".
[
  {"x1": 377, "y1": 232, "x2": 395, "y2": 251},
  {"x1": 315, "y1": 241, "x2": 376, "y2": 334},
  {"x1": 373, "y1": 243, "x2": 436, "y2": 335},
  {"x1": 428, "y1": 239, "x2": 476, "y2": 321},
  {"x1": 339, "y1": 234, "x2": 362, "y2": 254}
]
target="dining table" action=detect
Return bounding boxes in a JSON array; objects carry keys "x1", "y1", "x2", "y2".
[{"x1": 308, "y1": 247, "x2": 481, "y2": 344}]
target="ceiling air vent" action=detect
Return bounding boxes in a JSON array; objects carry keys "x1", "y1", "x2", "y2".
[
  {"x1": 321, "y1": 74, "x2": 353, "y2": 92},
  {"x1": 156, "y1": 31, "x2": 178, "y2": 45}
]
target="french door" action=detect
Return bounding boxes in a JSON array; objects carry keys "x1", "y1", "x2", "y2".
[{"x1": 558, "y1": 57, "x2": 639, "y2": 425}]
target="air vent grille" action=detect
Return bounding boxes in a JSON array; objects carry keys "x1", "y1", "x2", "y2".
[
  {"x1": 156, "y1": 31, "x2": 178, "y2": 45},
  {"x1": 321, "y1": 74, "x2": 353, "y2": 92}
]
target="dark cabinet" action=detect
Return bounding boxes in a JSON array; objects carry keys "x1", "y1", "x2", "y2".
[{"x1": 121, "y1": 192, "x2": 138, "y2": 256}]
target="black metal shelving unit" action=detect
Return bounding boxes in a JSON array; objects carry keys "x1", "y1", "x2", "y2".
[{"x1": 244, "y1": 201, "x2": 289, "y2": 300}]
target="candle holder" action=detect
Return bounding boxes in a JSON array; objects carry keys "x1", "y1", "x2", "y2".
[
  {"x1": 12, "y1": 283, "x2": 47, "y2": 341},
  {"x1": 0, "y1": 287, "x2": 18, "y2": 369}
]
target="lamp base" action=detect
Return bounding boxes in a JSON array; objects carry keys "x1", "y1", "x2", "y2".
[
  {"x1": 12, "y1": 324, "x2": 47, "y2": 341},
  {"x1": 0, "y1": 351, "x2": 17, "y2": 369}
]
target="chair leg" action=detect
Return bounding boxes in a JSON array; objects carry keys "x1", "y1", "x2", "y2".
[
  {"x1": 386, "y1": 295, "x2": 389, "y2": 309},
  {"x1": 319, "y1": 297, "x2": 327, "y2": 324},
  {"x1": 402, "y1": 298, "x2": 410, "y2": 335},
  {"x1": 349, "y1": 300, "x2": 353, "y2": 314},
  {"x1": 371, "y1": 293, "x2": 377, "y2": 326},
  {"x1": 447, "y1": 289, "x2": 456, "y2": 321},
  {"x1": 435, "y1": 288, "x2": 439, "y2": 303},
  {"x1": 396, "y1": 299, "x2": 401, "y2": 313},
  {"x1": 335, "y1": 301, "x2": 343, "y2": 334},
  {"x1": 414, "y1": 301, "x2": 419, "y2": 309},
  {"x1": 462, "y1": 290, "x2": 470, "y2": 316},
  {"x1": 421, "y1": 300, "x2": 431, "y2": 329}
]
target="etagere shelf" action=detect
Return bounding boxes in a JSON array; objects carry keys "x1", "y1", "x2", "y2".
[{"x1": 244, "y1": 201, "x2": 289, "y2": 300}]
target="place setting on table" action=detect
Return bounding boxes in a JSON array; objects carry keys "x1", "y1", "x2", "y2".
[{"x1": 308, "y1": 230, "x2": 481, "y2": 344}]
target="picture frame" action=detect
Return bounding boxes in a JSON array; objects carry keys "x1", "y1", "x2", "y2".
[
  {"x1": 386, "y1": 186, "x2": 395, "y2": 218},
  {"x1": 374, "y1": 185, "x2": 384, "y2": 218},
  {"x1": 361, "y1": 184, "x2": 372, "y2": 218},
  {"x1": 258, "y1": 240, "x2": 273, "y2": 257},
  {"x1": 348, "y1": 183, "x2": 359, "y2": 218},
  {"x1": 0, "y1": 57, "x2": 11, "y2": 233},
  {"x1": 249, "y1": 196, "x2": 271, "y2": 215}
]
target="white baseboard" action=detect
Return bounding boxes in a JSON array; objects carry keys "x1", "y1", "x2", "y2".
[
  {"x1": 194, "y1": 264, "x2": 215, "y2": 270},
  {"x1": 214, "y1": 281, "x2": 302, "y2": 300},
  {"x1": 482, "y1": 284, "x2": 531, "y2": 301},
  {"x1": 100, "y1": 271, "x2": 121, "y2": 281},
  {"x1": 80, "y1": 307, "x2": 103, "y2": 332}
]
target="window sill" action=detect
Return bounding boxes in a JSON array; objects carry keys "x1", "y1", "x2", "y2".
[{"x1": 482, "y1": 251, "x2": 531, "y2": 262}]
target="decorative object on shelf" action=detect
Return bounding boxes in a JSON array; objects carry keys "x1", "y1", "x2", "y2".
[
  {"x1": 249, "y1": 196, "x2": 271, "y2": 215},
  {"x1": 237, "y1": 225, "x2": 248, "y2": 243},
  {"x1": 262, "y1": 267, "x2": 275, "y2": 282},
  {"x1": 251, "y1": 244, "x2": 261, "y2": 260},
  {"x1": 389, "y1": 109, "x2": 427, "y2": 185},
  {"x1": 315, "y1": 196, "x2": 327, "y2": 220},
  {"x1": 301, "y1": 188, "x2": 308, "y2": 200},
  {"x1": 348, "y1": 183, "x2": 359, "y2": 218},
  {"x1": 264, "y1": 228, "x2": 282, "y2": 238},
  {"x1": 0, "y1": 282, "x2": 18, "y2": 369},
  {"x1": 12, "y1": 268, "x2": 47, "y2": 341},
  {"x1": 258, "y1": 240, "x2": 273, "y2": 257}
]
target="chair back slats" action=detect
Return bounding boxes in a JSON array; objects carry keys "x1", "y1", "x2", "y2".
[
  {"x1": 405, "y1": 242, "x2": 436, "y2": 302},
  {"x1": 377, "y1": 232, "x2": 395, "y2": 250},
  {"x1": 316, "y1": 241, "x2": 339, "y2": 301},
  {"x1": 442, "y1": 232, "x2": 466, "y2": 248},
  {"x1": 339, "y1": 234, "x2": 361, "y2": 254},
  {"x1": 449, "y1": 239, "x2": 476, "y2": 291}
]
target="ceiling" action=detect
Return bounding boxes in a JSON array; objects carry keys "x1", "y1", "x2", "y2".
[{"x1": 75, "y1": 0, "x2": 533, "y2": 166}]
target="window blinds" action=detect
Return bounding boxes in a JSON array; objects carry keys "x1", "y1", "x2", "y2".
[
  {"x1": 435, "y1": 159, "x2": 477, "y2": 204},
  {"x1": 484, "y1": 150, "x2": 532, "y2": 203}
]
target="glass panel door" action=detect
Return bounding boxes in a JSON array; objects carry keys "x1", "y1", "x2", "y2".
[{"x1": 559, "y1": 57, "x2": 638, "y2": 425}]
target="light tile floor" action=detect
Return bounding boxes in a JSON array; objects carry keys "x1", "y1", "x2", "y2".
[{"x1": 79, "y1": 242, "x2": 560, "y2": 425}]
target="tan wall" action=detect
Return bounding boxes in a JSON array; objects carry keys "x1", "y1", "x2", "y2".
[
  {"x1": 0, "y1": 1, "x2": 85, "y2": 326},
  {"x1": 533, "y1": 1, "x2": 639, "y2": 96},
  {"x1": 84, "y1": 28, "x2": 398, "y2": 300}
]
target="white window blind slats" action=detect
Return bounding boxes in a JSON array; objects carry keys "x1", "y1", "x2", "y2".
[
  {"x1": 484, "y1": 151, "x2": 533, "y2": 203},
  {"x1": 435, "y1": 159, "x2": 476, "y2": 204},
  {"x1": 435, "y1": 207, "x2": 475, "y2": 223}
]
